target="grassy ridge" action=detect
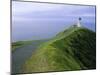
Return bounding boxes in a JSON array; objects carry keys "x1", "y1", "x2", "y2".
[
  {"x1": 12, "y1": 41, "x2": 26, "y2": 52},
  {"x1": 12, "y1": 40, "x2": 48, "y2": 52},
  {"x1": 22, "y1": 27, "x2": 96, "y2": 73}
]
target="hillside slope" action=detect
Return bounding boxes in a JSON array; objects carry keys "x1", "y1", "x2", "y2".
[{"x1": 22, "y1": 27, "x2": 96, "y2": 73}]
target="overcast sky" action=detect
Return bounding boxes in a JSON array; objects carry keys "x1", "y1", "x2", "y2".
[{"x1": 12, "y1": 1, "x2": 96, "y2": 42}]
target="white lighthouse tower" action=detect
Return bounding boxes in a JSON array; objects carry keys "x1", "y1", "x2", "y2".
[{"x1": 77, "y1": 17, "x2": 82, "y2": 27}]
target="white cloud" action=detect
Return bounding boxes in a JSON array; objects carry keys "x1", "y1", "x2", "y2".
[{"x1": 12, "y1": 1, "x2": 65, "y2": 14}]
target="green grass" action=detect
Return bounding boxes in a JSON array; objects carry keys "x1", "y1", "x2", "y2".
[
  {"x1": 21, "y1": 27, "x2": 96, "y2": 73},
  {"x1": 12, "y1": 40, "x2": 48, "y2": 52},
  {"x1": 12, "y1": 41, "x2": 26, "y2": 52}
]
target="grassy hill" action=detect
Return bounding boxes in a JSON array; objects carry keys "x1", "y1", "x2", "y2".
[
  {"x1": 12, "y1": 41, "x2": 28, "y2": 52},
  {"x1": 12, "y1": 40, "x2": 48, "y2": 52},
  {"x1": 22, "y1": 26, "x2": 96, "y2": 73}
]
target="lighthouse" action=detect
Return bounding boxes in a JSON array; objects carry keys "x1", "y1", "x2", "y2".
[{"x1": 77, "y1": 17, "x2": 82, "y2": 27}]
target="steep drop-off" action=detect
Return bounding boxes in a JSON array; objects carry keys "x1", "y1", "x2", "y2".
[{"x1": 22, "y1": 27, "x2": 96, "y2": 73}]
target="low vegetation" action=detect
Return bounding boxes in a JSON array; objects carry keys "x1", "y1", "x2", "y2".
[
  {"x1": 12, "y1": 41, "x2": 25, "y2": 52},
  {"x1": 21, "y1": 27, "x2": 96, "y2": 73}
]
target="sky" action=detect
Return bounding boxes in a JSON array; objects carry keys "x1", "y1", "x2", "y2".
[{"x1": 12, "y1": 1, "x2": 96, "y2": 42}]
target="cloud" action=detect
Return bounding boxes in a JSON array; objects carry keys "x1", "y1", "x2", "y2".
[
  {"x1": 12, "y1": 1, "x2": 95, "y2": 21},
  {"x1": 12, "y1": 1, "x2": 95, "y2": 29},
  {"x1": 12, "y1": 1, "x2": 96, "y2": 41}
]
